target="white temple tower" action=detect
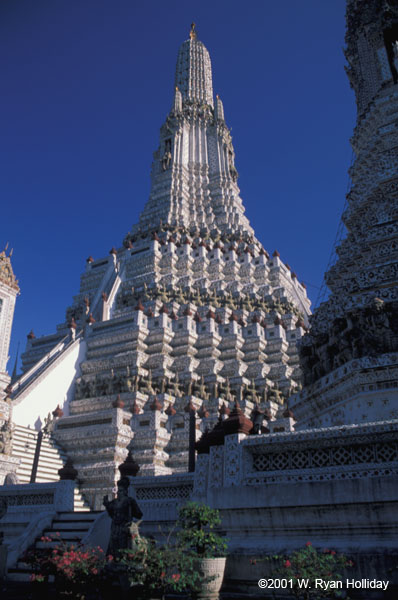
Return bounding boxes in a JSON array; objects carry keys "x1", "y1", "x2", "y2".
[
  {"x1": 0, "y1": 246, "x2": 19, "y2": 400},
  {"x1": 15, "y1": 25, "x2": 310, "y2": 508},
  {"x1": 293, "y1": 0, "x2": 398, "y2": 427},
  {"x1": 0, "y1": 245, "x2": 19, "y2": 483}
]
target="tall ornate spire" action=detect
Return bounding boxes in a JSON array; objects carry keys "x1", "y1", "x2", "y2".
[
  {"x1": 174, "y1": 23, "x2": 214, "y2": 108},
  {"x1": 294, "y1": 0, "x2": 398, "y2": 428},
  {"x1": 135, "y1": 27, "x2": 253, "y2": 236},
  {"x1": 345, "y1": 0, "x2": 398, "y2": 115}
]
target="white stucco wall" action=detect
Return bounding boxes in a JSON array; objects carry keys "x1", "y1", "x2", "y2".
[{"x1": 12, "y1": 339, "x2": 86, "y2": 430}]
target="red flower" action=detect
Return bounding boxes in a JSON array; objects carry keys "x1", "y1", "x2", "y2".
[
  {"x1": 305, "y1": 541, "x2": 312, "y2": 547},
  {"x1": 108, "y1": 555, "x2": 114, "y2": 562},
  {"x1": 172, "y1": 573, "x2": 181, "y2": 581},
  {"x1": 91, "y1": 568, "x2": 98, "y2": 575},
  {"x1": 284, "y1": 560, "x2": 291, "y2": 568},
  {"x1": 30, "y1": 574, "x2": 36, "y2": 582},
  {"x1": 331, "y1": 550, "x2": 336, "y2": 555},
  {"x1": 323, "y1": 548, "x2": 330, "y2": 553},
  {"x1": 160, "y1": 571, "x2": 166, "y2": 579}
]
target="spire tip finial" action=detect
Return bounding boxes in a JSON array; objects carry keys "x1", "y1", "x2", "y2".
[{"x1": 190, "y1": 22, "x2": 197, "y2": 40}]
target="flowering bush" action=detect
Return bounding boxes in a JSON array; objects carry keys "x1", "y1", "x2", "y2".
[
  {"x1": 250, "y1": 543, "x2": 354, "y2": 599},
  {"x1": 279, "y1": 544, "x2": 353, "y2": 599},
  {"x1": 24, "y1": 534, "x2": 111, "y2": 597},
  {"x1": 116, "y1": 536, "x2": 204, "y2": 595}
]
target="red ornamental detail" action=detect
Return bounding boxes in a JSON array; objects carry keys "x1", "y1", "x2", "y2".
[
  {"x1": 27, "y1": 330, "x2": 35, "y2": 340},
  {"x1": 113, "y1": 395, "x2": 125, "y2": 409},
  {"x1": 184, "y1": 400, "x2": 196, "y2": 413},
  {"x1": 150, "y1": 397, "x2": 163, "y2": 411},
  {"x1": 52, "y1": 405, "x2": 64, "y2": 418},
  {"x1": 86, "y1": 256, "x2": 94, "y2": 263},
  {"x1": 207, "y1": 309, "x2": 215, "y2": 319},
  {"x1": 272, "y1": 249, "x2": 280, "y2": 257},
  {"x1": 264, "y1": 408, "x2": 272, "y2": 420},
  {"x1": 87, "y1": 313, "x2": 95, "y2": 324},
  {"x1": 194, "y1": 312, "x2": 202, "y2": 322},
  {"x1": 220, "y1": 403, "x2": 230, "y2": 417},
  {"x1": 183, "y1": 307, "x2": 192, "y2": 316},
  {"x1": 135, "y1": 299, "x2": 145, "y2": 311},
  {"x1": 222, "y1": 399, "x2": 253, "y2": 436},
  {"x1": 198, "y1": 404, "x2": 209, "y2": 418},
  {"x1": 160, "y1": 304, "x2": 169, "y2": 314},
  {"x1": 131, "y1": 400, "x2": 140, "y2": 415},
  {"x1": 109, "y1": 247, "x2": 117, "y2": 255},
  {"x1": 165, "y1": 403, "x2": 176, "y2": 416},
  {"x1": 283, "y1": 407, "x2": 295, "y2": 419}
]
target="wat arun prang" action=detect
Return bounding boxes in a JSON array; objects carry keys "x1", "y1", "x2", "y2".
[
  {"x1": 18, "y1": 24, "x2": 310, "y2": 507},
  {"x1": 293, "y1": 0, "x2": 398, "y2": 428}
]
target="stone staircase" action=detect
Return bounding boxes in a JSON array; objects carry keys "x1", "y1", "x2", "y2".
[
  {"x1": 11, "y1": 424, "x2": 90, "y2": 511},
  {"x1": 7, "y1": 511, "x2": 102, "y2": 582}
]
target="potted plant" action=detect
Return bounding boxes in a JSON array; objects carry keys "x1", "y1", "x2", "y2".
[{"x1": 176, "y1": 502, "x2": 228, "y2": 599}]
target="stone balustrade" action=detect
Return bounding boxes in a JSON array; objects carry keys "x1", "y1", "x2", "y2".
[{"x1": 133, "y1": 472, "x2": 194, "y2": 524}]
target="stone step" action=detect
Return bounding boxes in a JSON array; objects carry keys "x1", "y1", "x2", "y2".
[
  {"x1": 50, "y1": 520, "x2": 97, "y2": 530},
  {"x1": 57, "y1": 511, "x2": 101, "y2": 520},
  {"x1": 12, "y1": 441, "x2": 67, "y2": 458}
]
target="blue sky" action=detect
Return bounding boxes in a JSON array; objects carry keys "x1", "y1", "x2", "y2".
[{"x1": 1, "y1": 0, "x2": 354, "y2": 374}]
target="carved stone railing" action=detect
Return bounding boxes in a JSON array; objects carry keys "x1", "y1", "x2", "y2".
[
  {"x1": 241, "y1": 420, "x2": 398, "y2": 485},
  {"x1": 0, "y1": 480, "x2": 76, "y2": 513},
  {"x1": 133, "y1": 473, "x2": 194, "y2": 521}
]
